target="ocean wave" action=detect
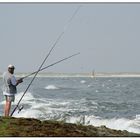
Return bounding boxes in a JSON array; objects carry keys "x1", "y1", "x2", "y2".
[
  {"x1": 87, "y1": 116, "x2": 140, "y2": 134},
  {"x1": 14, "y1": 107, "x2": 140, "y2": 134},
  {"x1": 45, "y1": 85, "x2": 59, "y2": 90},
  {"x1": 1, "y1": 89, "x2": 140, "y2": 134},
  {"x1": 80, "y1": 80, "x2": 86, "y2": 84},
  {"x1": 10, "y1": 94, "x2": 140, "y2": 134}
]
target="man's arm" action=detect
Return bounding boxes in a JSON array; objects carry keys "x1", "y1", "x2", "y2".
[
  {"x1": 11, "y1": 76, "x2": 23, "y2": 86},
  {"x1": 16, "y1": 78, "x2": 23, "y2": 86}
]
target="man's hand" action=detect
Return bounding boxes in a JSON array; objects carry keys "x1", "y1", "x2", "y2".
[{"x1": 17, "y1": 78, "x2": 23, "y2": 84}]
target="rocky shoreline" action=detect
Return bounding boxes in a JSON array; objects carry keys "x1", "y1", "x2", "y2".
[{"x1": 0, "y1": 117, "x2": 140, "y2": 137}]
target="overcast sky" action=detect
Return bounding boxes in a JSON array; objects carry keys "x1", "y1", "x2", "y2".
[{"x1": 0, "y1": 3, "x2": 140, "y2": 73}]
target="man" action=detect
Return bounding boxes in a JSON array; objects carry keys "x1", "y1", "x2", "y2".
[{"x1": 3, "y1": 64, "x2": 23, "y2": 116}]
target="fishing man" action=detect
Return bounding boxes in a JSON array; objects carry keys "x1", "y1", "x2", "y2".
[{"x1": 2, "y1": 64, "x2": 23, "y2": 116}]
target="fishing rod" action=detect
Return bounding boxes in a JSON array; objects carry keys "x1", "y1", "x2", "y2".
[
  {"x1": 22, "y1": 52, "x2": 80, "y2": 79},
  {"x1": 10, "y1": 6, "x2": 81, "y2": 116},
  {"x1": 10, "y1": 43, "x2": 56, "y2": 116}
]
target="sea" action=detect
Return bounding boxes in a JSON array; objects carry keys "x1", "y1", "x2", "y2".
[{"x1": 1, "y1": 74, "x2": 140, "y2": 134}]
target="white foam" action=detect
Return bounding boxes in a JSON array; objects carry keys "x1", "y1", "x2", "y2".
[
  {"x1": 12, "y1": 93, "x2": 48, "y2": 119},
  {"x1": 13, "y1": 108, "x2": 44, "y2": 119},
  {"x1": 102, "y1": 84, "x2": 105, "y2": 87},
  {"x1": 14, "y1": 92, "x2": 35, "y2": 106},
  {"x1": 13, "y1": 95, "x2": 71, "y2": 119},
  {"x1": 80, "y1": 80, "x2": 86, "y2": 84},
  {"x1": 45, "y1": 85, "x2": 59, "y2": 90}
]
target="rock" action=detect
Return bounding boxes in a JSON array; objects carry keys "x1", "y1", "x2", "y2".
[{"x1": 0, "y1": 116, "x2": 139, "y2": 137}]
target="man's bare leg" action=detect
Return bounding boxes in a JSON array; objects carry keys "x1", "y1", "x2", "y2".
[{"x1": 4, "y1": 100, "x2": 11, "y2": 117}]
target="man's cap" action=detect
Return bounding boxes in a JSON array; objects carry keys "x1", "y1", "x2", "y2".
[{"x1": 8, "y1": 64, "x2": 15, "y2": 69}]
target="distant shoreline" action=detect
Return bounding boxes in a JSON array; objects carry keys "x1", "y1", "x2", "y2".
[{"x1": 1, "y1": 72, "x2": 140, "y2": 78}]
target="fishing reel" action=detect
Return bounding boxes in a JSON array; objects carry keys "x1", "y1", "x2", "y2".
[{"x1": 17, "y1": 105, "x2": 24, "y2": 113}]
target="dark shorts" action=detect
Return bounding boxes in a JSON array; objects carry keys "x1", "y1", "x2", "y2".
[{"x1": 5, "y1": 95, "x2": 15, "y2": 102}]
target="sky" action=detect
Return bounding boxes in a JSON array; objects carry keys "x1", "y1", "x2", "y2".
[{"x1": 0, "y1": 3, "x2": 140, "y2": 73}]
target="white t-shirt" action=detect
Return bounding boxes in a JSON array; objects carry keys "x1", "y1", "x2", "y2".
[{"x1": 3, "y1": 72, "x2": 17, "y2": 96}]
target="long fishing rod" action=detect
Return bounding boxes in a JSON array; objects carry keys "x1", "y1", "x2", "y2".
[
  {"x1": 10, "y1": 6, "x2": 81, "y2": 116},
  {"x1": 10, "y1": 44, "x2": 55, "y2": 116},
  {"x1": 22, "y1": 52, "x2": 80, "y2": 79}
]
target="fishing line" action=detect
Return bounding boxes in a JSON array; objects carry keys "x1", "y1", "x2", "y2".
[{"x1": 10, "y1": 5, "x2": 81, "y2": 116}]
